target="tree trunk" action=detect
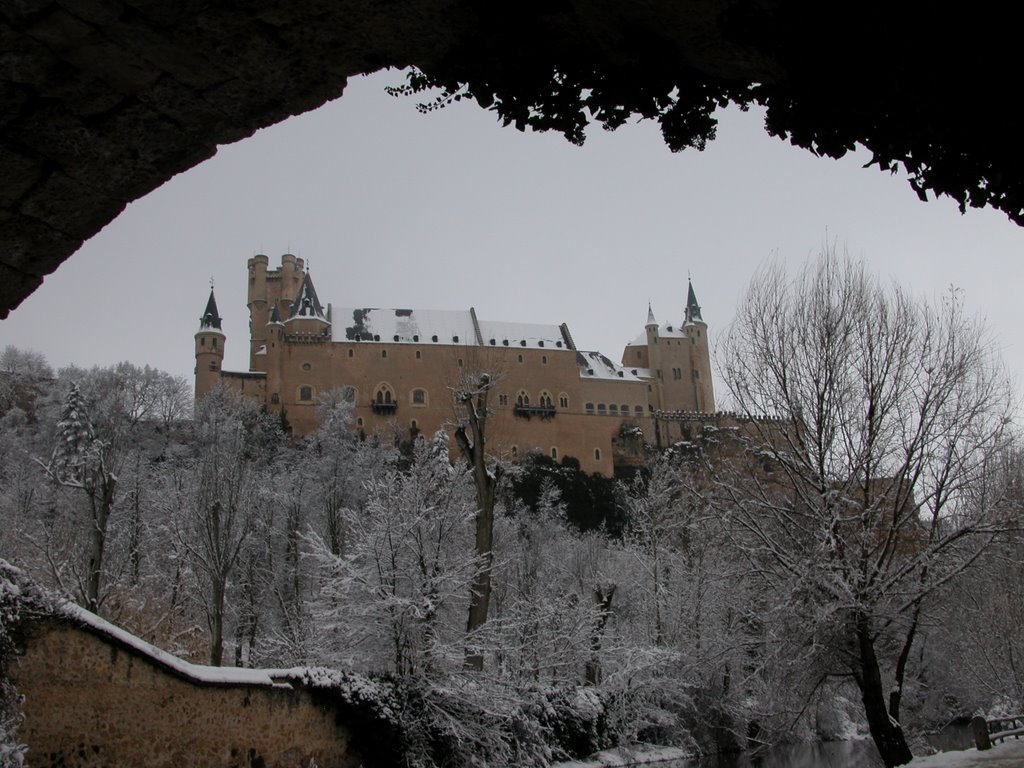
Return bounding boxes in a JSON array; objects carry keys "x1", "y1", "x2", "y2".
[
  {"x1": 464, "y1": 473, "x2": 495, "y2": 670},
  {"x1": 856, "y1": 615, "x2": 913, "y2": 767},
  {"x1": 210, "y1": 576, "x2": 225, "y2": 666},
  {"x1": 454, "y1": 375, "x2": 497, "y2": 671},
  {"x1": 585, "y1": 584, "x2": 616, "y2": 685},
  {"x1": 85, "y1": 471, "x2": 116, "y2": 612}
]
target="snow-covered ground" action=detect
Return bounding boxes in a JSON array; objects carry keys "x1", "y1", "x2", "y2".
[
  {"x1": 552, "y1": 740, "x2": 1024, "y2": 768},
  {"x1": 909, "y1": 740, "x2": 1024, "y2": 767}
]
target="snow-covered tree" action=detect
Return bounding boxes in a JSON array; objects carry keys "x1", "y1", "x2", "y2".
[
  {"x1": 312, "y1": 432, "x2": 476, "y2": 676},
  {"x1": 717, "y1": 250, "x2": 1016, "y2": 767},
  {"x1": 39, "y1": 382, "x2": 118, "y2": 612},
  {"x1": 170, "y1": 385, "x2": 281, "y2": 665}
]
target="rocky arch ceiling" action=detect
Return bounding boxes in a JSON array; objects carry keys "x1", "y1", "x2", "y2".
[{"x1": 1, "y1": 1, "x2": 1018, "y2": 317}]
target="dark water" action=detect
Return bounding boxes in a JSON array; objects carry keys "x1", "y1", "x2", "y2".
[
  {"x1": 663, "y1": 723, "x2": 974, "y2": 768},
  {"x1": 685, "y1": 740, "x2": 883, "y2": 768}
]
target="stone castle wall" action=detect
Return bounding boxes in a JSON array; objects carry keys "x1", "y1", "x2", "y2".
[{"x1": 10, "y1": 616, "x2": 358, "y2": 768}]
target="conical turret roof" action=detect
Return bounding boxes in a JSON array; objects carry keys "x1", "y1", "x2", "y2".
[
  {"x1": 199, "y1": 288, "x2": 223, "y2": 331},
  {"x1": 288, "y1": 272, "x2": 328, "y2": 322},
  {"x1": 684, "y1": 279, "x2": 703, "y2": 324}
]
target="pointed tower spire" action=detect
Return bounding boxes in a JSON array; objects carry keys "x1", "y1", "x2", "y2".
[
  {"x1": 646, "y1": 302, "x2": 657, "y2": 326},
  {"x1": 287, "y1": 271, "x2": 327, "y2": 321},
  {"x1": 199, "y1": 288, "x2": 222, "y2": 330},
  {"x1": 684, "y1": 279, "x2": 703, "y2": 324}
]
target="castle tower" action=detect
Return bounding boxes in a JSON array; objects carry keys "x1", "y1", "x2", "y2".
[
  {"x1": 262, "y1": 302, "x2": 285, "y2": 412},
  {"x1": 644, "y1": 305, "x2": 665, "y2": 410},
  {"x1": 247, "y1": 254, "x2": 269, "y2": 371},
  {"x1": 682, "y1": 279, "x2": 714, "y2": 412},
  {"x1": 195, "y1": 288, "x2": 225, "y2": 400}
]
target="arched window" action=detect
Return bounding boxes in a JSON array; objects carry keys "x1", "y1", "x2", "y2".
[
  {"x1": 342, "y1": 386, "x2": 357, "y2": 403},
  {"x1": 299, "y1": 386, "x2": 313, "y2": 402},
  {"x1": 511, "y1": 445, "x2": 518, "y2": 458},
  {"x1": 498, "y1": 394, "x2": 509, "y2": 407},
  {"x1": 559, "y1": 393, "x2": 569, "y2": 409},
  {"x1": 411, "y1": 388, "x2": 427, "y2": 406},
  {"x1": 516, "y1": 390, "x2": 530, "y2": 407},
  {"x1": 585, "y1": 402, "x2": 595, "y2": 413},
  {"x1": 270, "y1": 393, "x2": 280, "y2": 405},
  {"x1": 551, "y1": 447, "x2": 558, "y2": 459},
  {"x1": 595, "y1": 448, "x2": 601, "y2": 461},
  {"x1": 538, "y1": 390, "x2": 553, "y2": 408},
  {"x1": 620, "y1": 404, "x2": 629, "y2": 413},
  {"x1": 597, "y1": 403, "x2": 606, "y2": 414},
  {"x1": 372, "y1": 384, "x2": 397, "y2": 414},
  {"x1": 609, "y1": 404, "x2": 618, "y2": 414}
]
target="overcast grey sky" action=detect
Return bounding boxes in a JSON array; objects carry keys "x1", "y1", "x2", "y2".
[{"x1": 1, "y1": 70, "x2": 1021, "y2": 402}]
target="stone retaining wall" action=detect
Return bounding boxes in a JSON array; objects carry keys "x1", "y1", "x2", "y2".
[{"x1": 9, "y1": 615, "x2": 358, "y2": 768}]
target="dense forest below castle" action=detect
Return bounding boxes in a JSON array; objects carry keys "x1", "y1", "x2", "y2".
[{"x1": 2, "y1": 255, "x2": 1023, "y2": 768}]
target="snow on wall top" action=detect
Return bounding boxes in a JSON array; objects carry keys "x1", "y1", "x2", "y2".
[
  {"x1": 478, "y1": 320, "x2": 567, "y2": 350},
  {"x1": 63, "y1": 602, "x2": 294, "y2": 687},
  {"x1": 576, "y1": 351, "x2": 645, "y2": 382},
  {"x1": 330, "y1": 308, "x2": 570, "y2": 350},
  {"x1": 625, "y1": 322, "x2": 690, "y2": 348},
  {"x1": 333, "y1": 307, "x2": 476, "y2": 345}
]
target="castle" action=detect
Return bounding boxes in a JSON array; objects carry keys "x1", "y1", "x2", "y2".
[{"x1": 195, "y1": 254, "x2": 716, "y2": 475}]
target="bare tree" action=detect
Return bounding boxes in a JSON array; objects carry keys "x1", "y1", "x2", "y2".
[
  {"x1": 452, "y1": 371, "x2": 499, "y2": 670},
  {"x1": 717, "y1": 251, "x2": 1016, "y2": 767},
  {"x1": 172, "y1": 386, "x2": 279, "y2": 665}
]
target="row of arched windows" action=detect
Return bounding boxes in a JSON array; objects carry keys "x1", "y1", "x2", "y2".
[
  {"x1": 510, "y1": 390, "x2": 569, "y2": 409},
  {"x1": 289, "y1": 385, "x2": 615, "y2": 416},
  {"x1": 294, "y1": 383, "x2": 428, "y2": 408}
]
